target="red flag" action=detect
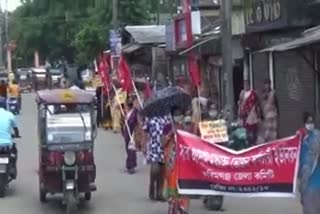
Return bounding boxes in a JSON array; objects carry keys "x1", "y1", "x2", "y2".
[
  {"x1": 97, "y1": 53, "x2": 111, "y2": 94},
  {"x1": 143, "y1": 80, "x2": 152, "y2": 99},
  {"x1": 188, "y1": 53, "x2": 201, "y2": 87},
  {"x1": 118, "y1": 56, "x2": 133, "y2": 93}
]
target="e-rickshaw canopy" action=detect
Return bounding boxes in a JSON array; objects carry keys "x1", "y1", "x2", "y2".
[{"x1": 36, "y1": 89, "x2": 95, "y2": 105}]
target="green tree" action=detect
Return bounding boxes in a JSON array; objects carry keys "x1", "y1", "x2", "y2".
[
  {"x1": 73, "y1": 23, "x2": 105, "y2": 64},
  {"x1": 9, "y1": 0, "x2": 152, "y2": 66}
]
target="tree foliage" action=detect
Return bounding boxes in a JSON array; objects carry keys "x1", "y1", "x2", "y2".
[{"x1": 9, "y1": 0, "x2": 152, "y2": 66}]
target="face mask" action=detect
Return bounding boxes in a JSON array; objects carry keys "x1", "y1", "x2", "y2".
[
  {"x1": 306, "y1": 123, "x2": 315, "y2": 131},
  {"x1": 173, "y1": 115, "x2": 183, "y2": 123},
  {"x1": 184, "y1": 116, "x2": 192, "y2": 124},
  {"x1": 209, "y1": 110, "x2": 218, "y2": 118}
]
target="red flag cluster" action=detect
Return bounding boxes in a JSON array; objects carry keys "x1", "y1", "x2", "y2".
[
  {"x1": 117, "y1": 56, "x2": 133, "y2": 93},
  {"x1": 96, "y1": 53, "x2": 153, "y2": 98},
  {"x1": 97, "y1": 53, "x2": 111, "y2": 94}
]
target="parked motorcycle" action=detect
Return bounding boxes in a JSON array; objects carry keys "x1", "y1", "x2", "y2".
[{"x1": 227, "y1": 122, "x2": 248, "y2": 151}]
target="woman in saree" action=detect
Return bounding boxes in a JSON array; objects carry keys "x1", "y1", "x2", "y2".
[
  {"x1": 121, "y1": 96, "x2": 138, "y2": 174},
  {"x1": 261, "y1": 79, "x2": 278, "y2": 142},
  {"x1": 162, "y1": 107, "x2": 190, "y2": 214},
  {"x1": 102, "y1": 94, "x2": 113, "y2": 129},
  {"x1": 111, "y1": 96, "x2": 122, "y2": 133},
  {"x1": 298, "y1": 113, "x2": 320, "y2": 214},
  {"x1": 238, "y1": 80, "x2": 262, "y2": 146}
]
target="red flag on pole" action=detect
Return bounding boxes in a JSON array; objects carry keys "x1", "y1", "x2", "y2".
[
  {"x1": 118, "y1": 56, "x2": 133, "y2": 93},
  {"x1": 97, "y1": 53, "x2": 111, "y2": 94},
  {"x1": 188, "y1": 53, "x2": 201, "y2": 87}
]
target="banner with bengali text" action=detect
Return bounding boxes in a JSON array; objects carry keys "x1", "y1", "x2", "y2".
[{"x1": 176, "y1": 130, "x2": 301, "y2": 197}]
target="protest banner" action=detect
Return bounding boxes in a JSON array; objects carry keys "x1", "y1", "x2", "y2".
[
  {"x1": 176, "y1": 130, "x2": 300, "y2": 197},
  {"x1": 199, "y1": 120, "x2": 229, "y2": 143}
]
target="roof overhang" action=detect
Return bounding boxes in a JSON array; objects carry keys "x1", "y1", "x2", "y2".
[
  {"x1": 179, "y1": 35, "x2": 220, "y2": 56},
  {"x1": 258, "y1": 26, "x2": 320, "y2": 53},
  {"x1": 125, "y1": 25, "x2": 166, "y2": 44}
]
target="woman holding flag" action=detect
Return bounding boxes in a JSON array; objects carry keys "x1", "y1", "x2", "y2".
[{"x1": 121, "y1": 96, "x2": 138, "y2": 174}]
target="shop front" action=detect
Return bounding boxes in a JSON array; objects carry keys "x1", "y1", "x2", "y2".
[{"x1": 243, "y1": 0, "x2": 314, "y2": 137}]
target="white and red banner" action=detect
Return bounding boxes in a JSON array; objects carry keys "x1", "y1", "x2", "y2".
[{"x1": 176, "y1": 130, "x2": 301, "y2": 197}]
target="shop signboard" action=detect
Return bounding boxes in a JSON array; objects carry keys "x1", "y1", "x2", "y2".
[{"x1": 244, "y1": 0, "x2": 287, "y2": 33}]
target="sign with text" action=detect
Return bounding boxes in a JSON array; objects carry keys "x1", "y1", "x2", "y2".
[
  {"x1": 176, "y1": 130, "x2": 300, "y2": 197},
  {"x1": 199, "y1": 120, "x2": 228, "y2": 143},
  {"x1": 244, "y1": 0, "x2": 287, "y2": 33},
  {"x1": 109, "y1": 30, "x2": 122, "y2": 57}
]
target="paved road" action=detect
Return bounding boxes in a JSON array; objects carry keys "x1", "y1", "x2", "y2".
[{"x1": 0, "y1": 94, "x2": 302, "y2": 214}]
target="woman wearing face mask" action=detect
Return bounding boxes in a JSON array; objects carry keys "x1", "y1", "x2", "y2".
[
  {"x1": 298, "y1": 112, "x2": 320, "y2": 214},
  {"x1": 297, "y1": 112, "x2": 315, "y2": 137},
  {"x1": 162, "y1": 107, "x2": 190, "y2": 214}
]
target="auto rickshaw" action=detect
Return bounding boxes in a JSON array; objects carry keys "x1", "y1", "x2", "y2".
[
  {"x1": 16, "y1": 68, "x2": 32, "y2": 92},
  {"x1": 32, "y1": 68, "x2": 51, "y2": 90},
  {"x1": 36, "y1": 89, "x2": 97, "y2": 214}
]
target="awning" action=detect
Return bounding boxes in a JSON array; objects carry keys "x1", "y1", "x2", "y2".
[
  {"x1": 179, "y1": 35, "x2": 220, "y2": 56},
  {"x1": 258, "y1": 27, "x2": 320, "y2": 53},
  {"x1": 125, "y1": 25, "x2": 166, "y2": 44},
  {"x1": 122, "y1": 44, "x2": 142, "y2": 53}
]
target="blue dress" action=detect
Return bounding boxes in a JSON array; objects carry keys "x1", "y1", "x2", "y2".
[{"x1": 299, "y1": 130, "x2": 320, "y2": 214}]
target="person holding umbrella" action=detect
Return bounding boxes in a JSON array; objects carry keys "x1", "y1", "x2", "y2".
[
  {"x1": 141, "y1": 86, "x2": 192, "y2": 204},
  {"x1": 143, "y1": 115, "x2": 170, "y2": 201}
]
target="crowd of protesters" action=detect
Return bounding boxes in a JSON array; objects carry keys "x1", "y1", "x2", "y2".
[{"x1": 95, "y1": 76, "x2": 320, "y2": 214}]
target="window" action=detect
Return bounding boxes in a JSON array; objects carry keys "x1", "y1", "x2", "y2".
[{"x1": 178, "y1": 19, "x2": 187, "y2": 42}]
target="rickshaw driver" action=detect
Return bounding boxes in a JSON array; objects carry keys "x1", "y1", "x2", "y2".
[{"x1": 0, "y1": 97, "x2": 21, "y2": 178}]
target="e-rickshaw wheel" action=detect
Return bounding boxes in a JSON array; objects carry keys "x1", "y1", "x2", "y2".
[
  {"x1": 39, "y1": 182, "x2": 47, "y2": 203},
  {"x1": 65, "y1": 191, "x2": 77, "y2": 214},
  {"x1": 0, "y1": 174, "x2": 6, "y2": 198},
  {"x1": 203, "y1": 195, "x2": 224, "y2": 211},
  {"x1": 84, "y1": 192, "x2": 91, "y2": 201}
]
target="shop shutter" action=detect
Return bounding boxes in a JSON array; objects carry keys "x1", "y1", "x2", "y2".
[
  {"x1": 252, "y1": 53, "x2": 269, "y2": 98},
  {"x1": 274, "y1": 51, "x2": 315, "y2": 138}
]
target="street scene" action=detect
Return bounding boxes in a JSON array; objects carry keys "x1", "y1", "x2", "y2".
[
  {"x1": 0, "y1": 0, "x2": 319, "y2": 214},
  {"x1": 0, "y1": 93, "x2": 301, "y2": 214}
]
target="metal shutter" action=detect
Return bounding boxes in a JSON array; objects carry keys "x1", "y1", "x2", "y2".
[
  {"x1": 274, "y1": 51, "x2": 315, "y2": 137},
  {"x1": 252, "y1": 53, "x2": 269, "y2": 98}
]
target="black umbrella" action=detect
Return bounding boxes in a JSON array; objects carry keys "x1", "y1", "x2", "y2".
[{"x1": 141, "y1": 86, "x2": 192, "y2": 117}]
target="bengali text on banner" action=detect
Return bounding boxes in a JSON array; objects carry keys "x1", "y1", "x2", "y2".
[{"x1": 176, "y1": 130, "x2": 301, "y2": 197}]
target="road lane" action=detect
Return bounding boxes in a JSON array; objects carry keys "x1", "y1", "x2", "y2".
[{"x1": 0, "y1": 93, "x2": 301, "y2": 214}]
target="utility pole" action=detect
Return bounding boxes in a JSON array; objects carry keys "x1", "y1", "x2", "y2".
[
  {"x1": 221, "y1": 0, "x2": 234, "y2": 121},
  {"x1": 4, "y1": 0, "x2": 7, "y2": 42},
  {"x1": 112, "y1": 0, "x2": 118, "y2": 29},
  {"x1": 157, "y1": 0, "x2": 161, "y2": 25},
  {"x1": 111, "y1": 0, "x2": 120, "y2": 75}
]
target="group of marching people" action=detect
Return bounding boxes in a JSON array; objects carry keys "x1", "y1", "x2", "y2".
[
  {"x1": 98, "y1": 76, "x2": 320, "y2": 214},
  {"x1": 115, "y1": 81, "x2": 222, "y2": 214}
]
